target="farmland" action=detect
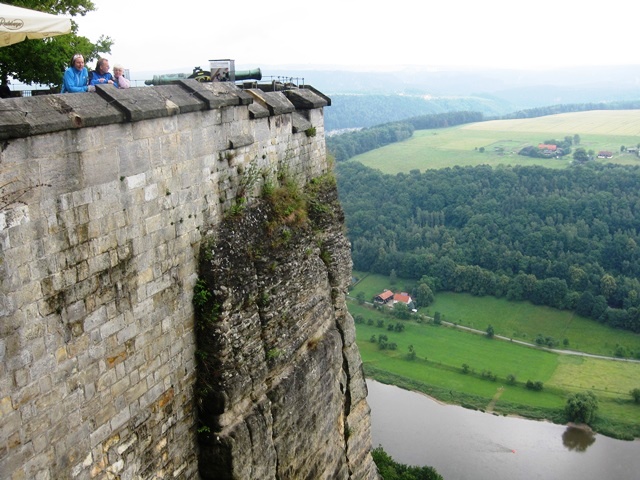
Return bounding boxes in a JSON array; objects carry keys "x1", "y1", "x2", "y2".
[
  {"x1": 348, "y1": 272, "x2": 640, "y2": 439},
  {"x1": 349, "y1": 110, "x2": 640, "y2": 174}
]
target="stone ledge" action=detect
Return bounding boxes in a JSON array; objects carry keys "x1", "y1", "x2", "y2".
[
  {"x1": 284, "y1": 88, "x2": 329, "y2": 110},
  {"x1": 95, "y1": 84, "x2": 191, "y2": 122},
  {"x1": 0, "y1": 83, "x2": 328, "y2": 141},
  {"x1": 228, "y1": 134, "x2": 254, "y2": 149},
  {"x1": 248, "y1": 102, "x2": 270, "y2": 119},
  {"x1": 0, "y1": 93, "x2": 124, "y2": 141},
  {"x1": 177, "y1": 80, "x2": 253, "y2": 109},
  {"x1": 291, "y1": 112, "x2": 312, "y2": 134},
  {"x1": 301, "y1": 85, "x2": 331, "y2": 107},
  {"x1": 245, "y1": 90, "x2": 295, "y2": 116}
]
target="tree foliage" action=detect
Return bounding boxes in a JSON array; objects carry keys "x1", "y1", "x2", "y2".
[
  {"x1": 371, "y1": 446, "x2": 443, "y2": 480},
  {"x1": 565, "y1": 391, "x2": 598, "y2": 424},
  {"x1": 0, "y1": 0, "x2": 113, "y2": 87},
  {"x1": 337, "y1": 161, "x2": 640, "y2": 334}
]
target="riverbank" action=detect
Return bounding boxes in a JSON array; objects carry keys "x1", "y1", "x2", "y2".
[
  {"x1": 367, "y1": 379, "x2": 640, "y2": 480},
  {"x1": 348, "y1": 291, "x2": 640, "y2": 441},
  {"x1": 363, "y1": 364, "x2": 640, "y2": 441}
]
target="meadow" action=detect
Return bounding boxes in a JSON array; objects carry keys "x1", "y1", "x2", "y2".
[
  {"x1": 349, "y1": 272, "x2": 640, "y2": 438},
  {"x1": 349, "y1": 110, "x2": 640, "y2": 174}
]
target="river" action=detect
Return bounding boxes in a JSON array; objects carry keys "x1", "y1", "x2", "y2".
[{"x1": 366, "y1": 379, "x2": 640, "y2": 480}]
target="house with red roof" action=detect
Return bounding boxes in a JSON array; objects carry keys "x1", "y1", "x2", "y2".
[
  {"x1": 393, "y1": 292, "x2": 412, "y2": 305},
  {"x1": 373, "y1": 289, "x2": 394, "y2": 304}
]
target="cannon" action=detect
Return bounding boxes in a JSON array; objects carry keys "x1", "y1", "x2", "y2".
[{"x1": 145, "y1": 66, "x2": 262, "y2": 86}]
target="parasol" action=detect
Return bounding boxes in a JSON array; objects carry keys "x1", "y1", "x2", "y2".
[{"x1": 0, "y1": 3, "x2": 72, "y2": 47}]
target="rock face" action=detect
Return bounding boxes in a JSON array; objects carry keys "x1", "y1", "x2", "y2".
[{"x1": 194, "y1": 175, "x2": 378, "y2": 479}]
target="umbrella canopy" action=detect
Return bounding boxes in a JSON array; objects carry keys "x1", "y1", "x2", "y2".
[{"x1": 0, "y1": 3, "x2": 71, "y2": 47}]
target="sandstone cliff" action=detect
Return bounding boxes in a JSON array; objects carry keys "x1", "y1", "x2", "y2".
[{"x1": 194, "y1": 173, "x2": 378, "y2": 479}]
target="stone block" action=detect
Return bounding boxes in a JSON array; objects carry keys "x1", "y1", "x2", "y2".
[
  {"x1": 177, "y1": 80, "x2": 245, "y2": 110},
  {"x1": 96, "y1": 85, "x2": 180, "y2": 122},
  {"x1": 80, "y1": 146, "x2": 119, "y2": 187},
  {"x1": 291, "y1": 111, "x2": 312, "y2": 134},
  {"x1": 0, "y1": 94, "x2": 124, "y2": 141},
  {"x1": 246, "y1": 89, "x2": 295, "y2": 116},
  {"x1": 284, "y1": 88, "x2": 330, "y2": 110},
  {"x1": 117, "y1": 138, "x2": 152, "y2": 178}
]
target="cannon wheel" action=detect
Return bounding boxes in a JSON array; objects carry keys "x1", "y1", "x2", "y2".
[{"x1": 189, "y1": 69, "x2": 211, "y2": 82}]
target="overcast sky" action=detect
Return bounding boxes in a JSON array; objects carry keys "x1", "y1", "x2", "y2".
[{"x1": 75, "y1": 0, "x2": 639, "y2": 75}]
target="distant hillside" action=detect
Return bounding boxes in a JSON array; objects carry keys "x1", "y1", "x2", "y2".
[
  {"x1": 324, "y1": 94, "x2": 510, "y2": 131},
  {"x1": 263, "y1": 65, "x2": 640, "y2": 131}
]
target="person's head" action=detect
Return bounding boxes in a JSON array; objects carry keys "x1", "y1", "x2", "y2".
[
  {"x1": 113, "y1": 64, "x2": 125, "y2": 77},
  {"x1": 71, "y1": 54, "x2": 85, "y2": 70},
  {"x1": 96, "y1": 58, "x2": 110, "y2": 74}
]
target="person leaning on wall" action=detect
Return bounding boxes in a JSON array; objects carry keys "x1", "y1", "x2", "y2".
[
  {"x1": 0, "y1": 81, "x2": 11, "y2": 98},
  {"x1": 112, "y1": 64, "x2": 130, "y2": 89},
  {"x1": 89, "y1": 58, "x2": 115, "y2": 87},
  {"x1": 61, "y1": 54, "x2": 95, "y2": 93}
]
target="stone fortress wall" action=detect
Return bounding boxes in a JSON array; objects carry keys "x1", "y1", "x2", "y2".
[{"x1": 0, "y1": 80, "x2": 376, "y2": 479}]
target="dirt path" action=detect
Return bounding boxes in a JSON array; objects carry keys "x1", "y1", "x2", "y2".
[{"x1": 485, "y1": 386, "x2": 504, "y2": 413}]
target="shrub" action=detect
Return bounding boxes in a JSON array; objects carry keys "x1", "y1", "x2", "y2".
[{"x1": 526, "y1": 380, "x2": 544, "y2": 391}]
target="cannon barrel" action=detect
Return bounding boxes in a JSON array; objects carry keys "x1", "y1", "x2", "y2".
[
  {"x1": 145, "y1": 68, "x2": 261, "y2": 86},
  {"x1": 235, "y1": 68, "x2": 262, "y2": 81},
  {"x1": 144, "y1": 72, "x2": 191, "y2": 86}
]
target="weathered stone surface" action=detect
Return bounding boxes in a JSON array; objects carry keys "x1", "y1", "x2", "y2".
[
  {"x1": 284, "y1": 87, "x2": 330, "y2": 110},
  {"x1": 0, "y1": 82, "x2": 377, "y2": 480},
  {"x1": 196, "y1": 178, "x2": 378, "y2": 479},
  {"x1": 177, "y1": 79, "x2": 253, "y2": 110},
  {"x1": 0, "y1": 93, "x2": 124, "y2": 140},
  {"x1": 248, "y1": 101, "x2": 270, "y2": 119},
  {"x1": 246, "y1": 89, "x2": 296, "y2": 116},
  {"x1": 291, "y1": 111, "x2": 313, "y2": 134}
]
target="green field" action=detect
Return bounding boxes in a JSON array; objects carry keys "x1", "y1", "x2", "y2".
[
  {"x1": 349, "y1": 272, "x2": 640, "y2": 438},
  {"x1": 349, "y1": 110, "x2": 640, "y2": 174},
  {"x1": 429, "y1": 292, "x2": 640, "y2": 358}
]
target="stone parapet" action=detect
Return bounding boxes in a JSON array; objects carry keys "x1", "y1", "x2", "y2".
[{"x1": 0, "y1": 81, "x2": 329, "y2": 141}]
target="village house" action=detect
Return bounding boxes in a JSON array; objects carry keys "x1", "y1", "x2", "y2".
[
  {"x1": 537, "y1": 144, "x2": 563, "y2": 157},
  {"x1": 373, "y1": 289, "x2": 395, "y2": 304},
  {"x1": 393, "y1": 292, "x2": 412, "y2": 305},
  {"x1": 373, "y1": 289, "x2": 414, "y2": 308}
]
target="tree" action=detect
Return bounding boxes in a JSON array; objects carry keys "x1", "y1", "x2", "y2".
[
  {"x1": 0, "y1": 0, "x2": 113, "y2": 88},
  {"x1": 393, "y1": 302, "x2": 410, "y2": 319},
  {"x1": 573, "y1": 147, "x2": 589, "y2": 162},
  {"x1": 407, "y1": 344, "x2": 416, "y2": 360},
  {"x1": 371, "y1": 446, "x2": 443, "y2": 480},
  {"x1": 565, "y1": 391, "x2": 598, "y2": 424},
  {"x1": 485, "y1": 324, "x2": 495, "y2": 338},
  {"x1": 356, "y1": 291, "x2": 366, "y2": 305},
  {"x1": 415, "y1": 282, "x2": 434, "y2": 307},
  {"x1": 630, "y1": 388, "x2": 640, "y2": 404}
]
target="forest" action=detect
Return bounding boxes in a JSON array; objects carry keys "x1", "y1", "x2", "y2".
[
  {"x1": 323, "y1": 94, "x2": 502, "y2": 131},
  {"x1": 336, "y1": 161, "x2": 640, "y2": 334}
]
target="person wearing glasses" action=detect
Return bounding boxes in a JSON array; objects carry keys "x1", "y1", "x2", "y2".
[{"x1": 61, "y1": 54, "x2": 94, "y2": 93}]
